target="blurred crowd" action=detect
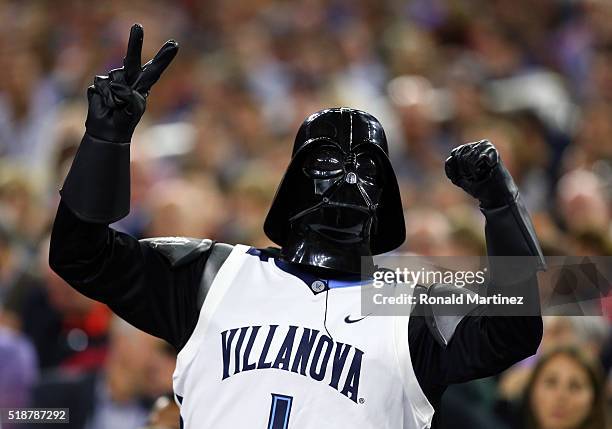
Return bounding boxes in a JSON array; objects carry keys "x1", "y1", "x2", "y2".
[{"x1": 0, "y1": 0, "x2": 611, "y2": 428}]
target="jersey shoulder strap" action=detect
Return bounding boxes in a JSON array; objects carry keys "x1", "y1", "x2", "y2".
[{"x1": 140, "y1": 237, "x2": 214, "y2": 268}]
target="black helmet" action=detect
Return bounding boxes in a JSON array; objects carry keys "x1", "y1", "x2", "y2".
[{"x1": 264, "y1": 108, "x2": 405, "y2": 271}]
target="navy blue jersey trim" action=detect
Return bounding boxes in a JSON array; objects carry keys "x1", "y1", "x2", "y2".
[
  {"x1": 274, "y1": 258, "x2": 327, "y2": 291},
  {"x1": 246, "y1": 247, "x2": 272, "y2": 261},
  {"x1": 246, "y1": 247, "x2": 369, "y2": 294}
]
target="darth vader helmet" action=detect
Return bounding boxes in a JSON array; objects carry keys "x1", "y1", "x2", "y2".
[{"x1": 264, "y1": 108, "x2": 405, "y2": 274}]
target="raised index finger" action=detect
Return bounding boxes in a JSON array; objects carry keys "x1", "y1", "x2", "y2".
[{"x1": 124, "y1": 24, "x2": 143, "y2": 85}]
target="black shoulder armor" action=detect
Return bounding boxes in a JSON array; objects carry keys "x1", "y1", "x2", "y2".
[
  {"x1": 140, "y1": 237, "x2": 214, "y2": 269},
  {"x1": 140, "y1": 237, "x2": 235, "y2": 313}
]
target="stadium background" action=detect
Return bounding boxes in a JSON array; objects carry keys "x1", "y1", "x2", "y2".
[{"x1": 0, "y1": 0, "x2": 610, "y2": 428}]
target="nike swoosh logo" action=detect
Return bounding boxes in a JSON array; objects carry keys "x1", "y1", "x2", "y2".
[{"x1": 344, "y1": 314, "x2": 371, "y2": 324}]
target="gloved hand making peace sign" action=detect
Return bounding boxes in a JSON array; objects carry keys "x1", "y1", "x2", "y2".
[
  {"x1": 60, "y1": 24, "x2": 179, "y2": 223},
  {"x1": 85, "y1": 23, "x2": 178, "y2": 143}
]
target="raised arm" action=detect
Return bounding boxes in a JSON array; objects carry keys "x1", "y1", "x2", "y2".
[
  {"x1": 49, "y1": 25, "x2": 210, "y2": 350},
  {"x1": 440, "y1": 141, "x2": 545, "y2": 377},
  {"x1": 410, "y1": 141, "x2": 545, "y2": 405}
]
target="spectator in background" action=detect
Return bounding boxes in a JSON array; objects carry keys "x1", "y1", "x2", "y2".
[
  {"x1": 31, "y1": 317, "x2": 161, "y2": 429},
  {"x1": 140, "y1": 341, "x2": 177, "y2": 403},
  {"x1": 0, "y1": 326, "x2": 38, "y2": 429},
  {"x1": 140, "y1": 394, "x2": 181, "y2": 429},
  {"x1": 0, "y1": 326, "x2": 38, "y2": 407},
  {"x1": 0, "y1": 221, "x2": 24, "y2": 312},
  {"x1": 0, "y1": 45, "x2": 62, "y2": 181},
  {"x1": 498, "y1": 316, "x2": 610, "y2": 407},
  {"x1": 7, "y1": 237, "x2": 112, "y2": 371},
  {"x1": 522, "y1": 346, "x2": 607, "y2": 429},
  {"x1": 557, "y1": 170, "x2": 609, "y2": 232}
]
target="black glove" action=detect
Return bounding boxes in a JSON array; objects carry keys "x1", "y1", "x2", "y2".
[
  {"x1": 444, "y1": 140, "x2": 518, "y2": 209},
  {"x1": 85, "y1": 23, "x2": 178, "y2": 142},
  {"x1": 446, "y1": 140, "x2": 546, "y2": 270},
  {"x1": 60, "y1": 24, "x2": 178, "y2": 223}
]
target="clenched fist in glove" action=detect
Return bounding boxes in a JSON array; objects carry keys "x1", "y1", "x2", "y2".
[
  {"x1": 444, "y1": 140, "x2": 518, "y2": 209},
  {"x1": 445, "y1": 139, "x2": 546, "y2": 270},
  {"x1": 60, "y1": 24, "x2": 178, "y2": 223}
]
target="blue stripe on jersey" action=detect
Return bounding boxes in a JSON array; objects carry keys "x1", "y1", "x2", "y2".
[{"x1": 328, "y1": 278, "x2": 371, "y2": 289}]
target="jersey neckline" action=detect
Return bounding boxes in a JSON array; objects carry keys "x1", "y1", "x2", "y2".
[{"x1": 246, "y1": 247, "x2": 370, "y2": 295}]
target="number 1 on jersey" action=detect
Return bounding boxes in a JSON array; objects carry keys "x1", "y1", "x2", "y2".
[{"x1": 267, "y1": 393, "x2": 293, "y2": 429}]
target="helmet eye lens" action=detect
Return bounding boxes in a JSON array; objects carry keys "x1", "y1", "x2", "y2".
[
  {"x1": 356, "y1": 154, "x2": 378, "y2": 185},
  {"x1": 303, "y1": 147, "x2": 344, "y2": 179}
]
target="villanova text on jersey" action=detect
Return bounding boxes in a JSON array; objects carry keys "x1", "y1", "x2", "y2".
[{"x1": 221, "y1": 325, "x2": 364, "y2": 403}]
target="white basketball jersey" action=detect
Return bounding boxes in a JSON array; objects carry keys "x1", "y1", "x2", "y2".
[{"x1": 173, "y1": 245, "x2": 434, "y2": 428}]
